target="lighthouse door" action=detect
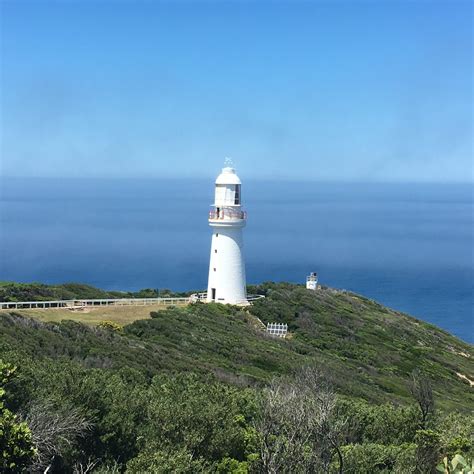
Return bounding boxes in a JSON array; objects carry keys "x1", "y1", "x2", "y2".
[{"x1": 211, "y1": 288, "x2": 216, "y2": 300}]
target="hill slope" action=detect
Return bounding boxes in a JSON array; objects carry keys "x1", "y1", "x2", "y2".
[
  {"x1": 1, "y1": 282, "x2": 472, "y2": 411},
  {"x1": 1, "y1": 282, "x2": 473, "y2": 472}
]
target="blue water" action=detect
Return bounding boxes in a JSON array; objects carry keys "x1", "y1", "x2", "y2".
[{"x1": 0, "y1": 178, "x2": 472, "y2": 343}]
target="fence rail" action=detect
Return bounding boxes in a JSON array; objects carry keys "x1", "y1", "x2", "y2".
[
  {"x1": 0, "y1": 297, "x2": 191, "y2": 310},
  {"x1": 0, "y1": 294, "x2": 266, "y2": 310},
  {"x1": 190, "y1": 293, "x2": 265, "y2": 305}
]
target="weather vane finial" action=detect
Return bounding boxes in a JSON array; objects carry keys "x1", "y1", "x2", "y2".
[{"x1": 224, "y1": 157, "x2": 234, "y2": 168}]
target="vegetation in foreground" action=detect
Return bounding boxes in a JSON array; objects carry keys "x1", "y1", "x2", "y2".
[{"x1": 0, "y1": 282, "x2": 473, "y2": 473}]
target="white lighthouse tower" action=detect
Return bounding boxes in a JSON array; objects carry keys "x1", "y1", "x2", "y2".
[{"x1": 206, "y1": 161, "x2": 247, "y2": 305}]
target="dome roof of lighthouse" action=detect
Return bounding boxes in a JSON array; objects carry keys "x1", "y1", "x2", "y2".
[{"x1": 215, "y1": 166, "x2": 242, "y2": 185}]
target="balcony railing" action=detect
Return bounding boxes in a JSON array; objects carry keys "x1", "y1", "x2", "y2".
[
  {"x1": 190, "y1": 292, "x2": 264, "y2": 305},
  {"x1": 209, "y1": 209, "x2": 246, "y2": 220}
]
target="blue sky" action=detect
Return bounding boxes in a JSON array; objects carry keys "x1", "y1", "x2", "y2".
[{"x1": 1, "y1": 0, "x2": 472, "y2": 181}]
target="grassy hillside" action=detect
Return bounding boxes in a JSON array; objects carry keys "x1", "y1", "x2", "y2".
[
  {"x1": 1, "y1": 282, "x2": 473, "y2": 472},
  {"x1": 249, "y1": 283, "x2": 474, "y2": 411},
  {"x1": 2, "y1": 282, "x2": 472, "y2": 411}
]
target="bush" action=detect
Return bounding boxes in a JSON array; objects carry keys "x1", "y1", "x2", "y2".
[
  {"x1": 437, "y1": 454, "x2": 474, "y2": 474},
  {"x1": 338, "y1": 442, "x2": 417, "y2": 473},
  {"x1": 0, "y1": 361, "x2": 35, "y2": 473},
  {"x1": 97, "y1": 321, "x2": 123, "y2": 332},
  {"x1": 126, "y1": 447, "x2": 208, "y2": 473}
]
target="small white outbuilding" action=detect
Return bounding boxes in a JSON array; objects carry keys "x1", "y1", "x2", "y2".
[{"x1": 306, "y1": 272, "x2": 318, "y2": 290}]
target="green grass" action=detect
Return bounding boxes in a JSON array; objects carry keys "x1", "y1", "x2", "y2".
[{"x1": 1, "y1": 303, "x2": 184, "y2": 326}]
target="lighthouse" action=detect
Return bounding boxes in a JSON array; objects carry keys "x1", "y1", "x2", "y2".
[{"x1": 206, "y1": 161, "x2": 248, "y2": 305}]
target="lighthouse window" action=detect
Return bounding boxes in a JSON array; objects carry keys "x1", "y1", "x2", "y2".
[
  {"x1": 234, "y1": 185, "x2": 241, "y2": 204},
  {"x1": 216, "y1": 233, "x2": 218, "y2": 237},
  {"x1": 214, "y1": 249, "x2": 217, "y2": 253},
  {"x1": 215, "y1": 185, "x2": 226, "y2": 204},
  {"x1": 213, "y1": 268, "x2": 216, "y2": 272}
]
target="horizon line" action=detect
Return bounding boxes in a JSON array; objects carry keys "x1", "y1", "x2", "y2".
[{"x1": 1, "y1": 175, "x2": 473, "y2": 185}]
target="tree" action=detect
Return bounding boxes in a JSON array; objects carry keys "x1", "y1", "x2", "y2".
[
  {"x1": 0, "y1": 361, "x2": 35, "y2": 473},
  {"x1": 72, "y1": 456, "x2": 100, "y2": 474},
  {"x1": 139, "y1": 373, "x2": 253, "y2": 462},
  {"x1": 410, "y1": 370, "x2": 442, "y2": 472},
  {"x1": 295, "y1": 367, "x2": 346, "y2": 473},
  {"x1": 21, "y1": 401, "x2": 92, "y2": 472},
  {"x1": 410, "y1": 369, "x2": 435, "y2": 429},
  {"x1": 256, "y1": 378, "x2": 312, "y2": 473},
  {"x1": 338, "y1": 442, "x2": 417, "y2": 473},
  {"x1": 415, "y1": 429, "x2": 441, "y2": 473},
  {"x1": 126, "y1": 447, "x2": 208, "y2": 473},
  {"x1": 254, "y1": 367, "x2": 345, "y2": 473}
]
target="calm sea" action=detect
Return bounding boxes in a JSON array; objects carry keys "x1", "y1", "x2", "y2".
[{"x1": 0, "y1": 178, "x2": 472, "y2": 343}]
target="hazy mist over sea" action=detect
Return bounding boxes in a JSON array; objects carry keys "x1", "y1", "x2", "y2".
[{"x1": 1, "y1": 178, "x2": 472, "y2": 342}]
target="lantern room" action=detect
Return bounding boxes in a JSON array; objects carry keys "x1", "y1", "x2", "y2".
[{"x1": 214, "y1": 166, "x2": 242, "y2": 207}]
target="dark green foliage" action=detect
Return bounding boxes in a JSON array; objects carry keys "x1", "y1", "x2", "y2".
[
  {"x1": 0, "y1": 281, "x2": 190, "y2": 302},
  {"x1": 249, "y1": 283, "x2": 473, "y2": 411},
  {"x1": 439, "y1": 412, "x2": 474, "y2": 459},
  {"x1": 0, "y1": 282, "x2": 473, "y2": 472},
  {"x1": 415, "y1": 429, "x2": 442, "y2": 473},
  {"x1": 2, "y1": 360, "x2": 257, "y2": 471},
  {"x1": 126, "y1": 447, "x2": 209, "y2": 473},
  {"x1": 0, "y1": 362, "x2": 35, "y2": 473},
  {"x1": 0, "y1": 282, "x2": 124, "y2": 301},
  {"x1": 337, "y1": 399, "x2": 420, "y2": 445},
  {"x1": 133, "y1": 288, "x2": 191, "y2": 298},
  {"x1": 140, "y1": 374, "x2": 252, "y2": 458},
  {"x1": 337, "y1": 442, "x2": 417, "y2": 473}
]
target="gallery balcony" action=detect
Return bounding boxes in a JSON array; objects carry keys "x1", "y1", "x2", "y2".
[{"x1": 208, "y1": 208, "x2": 247, "y2": 221}]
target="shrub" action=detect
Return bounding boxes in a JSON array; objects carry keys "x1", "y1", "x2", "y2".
[
  {"x1": 126, "y1": 447, "x2": 208, "y2": 473},
  {"x1": 97, "y1": 321, "x2": 123, "y2": 332},
  {"x1": 0, "y1": 361, "x2": 36, "y2": 473},
  {"x1": 338, "y1": 442, "x2": 417, "y2": 473}
]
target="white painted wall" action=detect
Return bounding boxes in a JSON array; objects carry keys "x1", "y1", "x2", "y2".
[
  {"x1": 306, "y1": 273, "x2": 318, "y2": 290},
  {"x1": 206, "y1": 166, "x2": 247, "y2": 304},
  {"x1": 214, "y1": 184, "x2": 241, "y2": 207},
  {"x1": 207, "y1": 225, "x2": 247, "y2": 304}
]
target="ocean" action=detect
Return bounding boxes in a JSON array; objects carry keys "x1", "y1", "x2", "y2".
[{"x1": 1, "y1": 178, "x2": 472, "y2": 343}]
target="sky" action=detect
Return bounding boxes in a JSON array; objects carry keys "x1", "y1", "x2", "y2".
[{"x1": 0, "y1": 0, "x2": 472, "y2": 181}]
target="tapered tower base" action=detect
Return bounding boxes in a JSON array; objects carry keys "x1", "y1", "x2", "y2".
[{"x1": 207, "y1": 224, "x2": 247, "y2": 305}]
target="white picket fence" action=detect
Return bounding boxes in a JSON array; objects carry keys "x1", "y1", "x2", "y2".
[{"x1": 266, "y1": 322, "x2": 288, "y2": 338}]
